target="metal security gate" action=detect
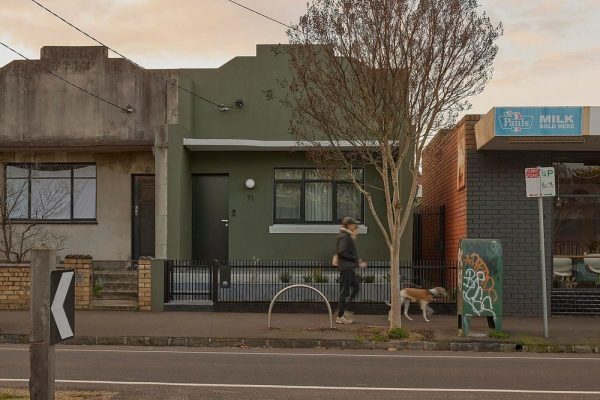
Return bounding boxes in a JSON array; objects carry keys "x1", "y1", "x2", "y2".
[{"x1": 164, "y1": 260, "x2": 217, "y2": 302}]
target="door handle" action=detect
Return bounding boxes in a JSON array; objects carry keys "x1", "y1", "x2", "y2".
[{"x1": 221, "y1": 219, "x2": 229, "y2": 223}]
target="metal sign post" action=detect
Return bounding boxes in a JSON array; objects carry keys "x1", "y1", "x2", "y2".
[{"x1": 525, "y1": 166, "x2": 555, "y2": 338}]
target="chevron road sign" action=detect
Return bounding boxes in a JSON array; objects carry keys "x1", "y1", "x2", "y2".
[{"x1": 50, "y1": 269, "x2": 75, "y2": 345}]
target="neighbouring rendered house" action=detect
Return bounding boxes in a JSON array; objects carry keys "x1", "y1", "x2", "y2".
[
  {"x1": 0, "y1": 46, "x2": 176, "y2": 263},
  {"x1": 422, "y1": 107, "x2": 600, "y2": 316}
]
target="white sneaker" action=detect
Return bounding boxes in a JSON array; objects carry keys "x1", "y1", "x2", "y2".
[{"x1": 336, "y1": 315, "x2": 354, "y2": 324}]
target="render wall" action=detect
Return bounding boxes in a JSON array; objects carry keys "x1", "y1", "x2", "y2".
[
  {"x1": 0, "y1": 46, "x2": 175, "y2": 148},
  {"x1": 167, "y1": 151, "x2": 410, "y2": 261},
  {"x1": 0, "y1": 152, "x2": 153, "y2": 260}
]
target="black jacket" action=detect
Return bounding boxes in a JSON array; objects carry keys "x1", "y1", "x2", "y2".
[{"x1": 336, "y1": 230, "x2": 358, "y2": 271}]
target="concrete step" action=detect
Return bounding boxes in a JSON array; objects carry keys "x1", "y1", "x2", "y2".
[
  {"x1": 164, "y1": 301, "x2": 214, "y2": 312},
  {"x1": 90, "y1": 299, "x2": 138, "y2": 311},
  {"x1": 95, "y1": 291, "x2": 138, "y2": 300}
]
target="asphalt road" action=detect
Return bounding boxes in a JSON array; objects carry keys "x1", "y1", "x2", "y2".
[{"x1": 1, "y1": 345, "x2": 600, "y2": 399}]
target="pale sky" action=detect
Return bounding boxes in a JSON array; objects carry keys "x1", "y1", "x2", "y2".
[{"x1": 1, "y1": 0, "x2": 599, "y2": 115}]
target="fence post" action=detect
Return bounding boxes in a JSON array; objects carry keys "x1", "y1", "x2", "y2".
[
  {"x1": 150, "y1": 259, "x2": 165, "y2": 312},
  {"x1": 211, "y1": 260, "x2": 219, "y2": 304}
]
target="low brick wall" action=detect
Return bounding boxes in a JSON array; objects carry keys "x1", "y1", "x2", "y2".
[
  {"x1": 0, "y1": 264, "x2": 30, "y2": 310},
  {"x1": 0, "y1": 258, "x2": 92, "y2": 310},
  {"x1": 63, "y1": 258, "x2": 92, "y2": 310},
  {"x1": 138, "y1": 259, "x2": 151, "y2": 311}
]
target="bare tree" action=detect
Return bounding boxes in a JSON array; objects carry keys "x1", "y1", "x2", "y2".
[
  {"x1": 1, "y1": 169, "x2": 70, "y2": 263},
  {"x1": 281, "y1": 0, "x2": 501, "y2": 328}
]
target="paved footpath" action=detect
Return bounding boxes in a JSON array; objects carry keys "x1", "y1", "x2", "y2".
[{"x1": 1, "y1": 311, "x2": 599, "y2": 351}]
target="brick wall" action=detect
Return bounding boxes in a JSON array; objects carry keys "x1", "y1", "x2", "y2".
[
  {"x1": 466, "y1": 151, "x2": 552, "y2": 316},
  {"x1": 0, "y1": 264, "x2": 30, "y2": 310},
  {"x1": 0, "y1": 258, "x2": 92, "y2": 310},
  {"x1": 422, "y1": 115, "x2": 480, "y2": 263},
  {"x1": 138, "y1": 259, "x2": 151, "y2": 311},
  {"x1": 62, "y1": 258, "x2": 92, "y2": 310}
]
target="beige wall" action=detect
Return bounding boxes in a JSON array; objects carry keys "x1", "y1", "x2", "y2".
[{"x1": 0, "y1": 151, "x2": 153, "y2": 260}]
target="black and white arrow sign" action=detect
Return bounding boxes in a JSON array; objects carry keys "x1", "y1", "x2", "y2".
[{"x1": 50, "y1": 269, "x2": 75, "y2": 345}]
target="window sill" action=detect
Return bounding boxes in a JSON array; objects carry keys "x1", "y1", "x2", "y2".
[
  {"x1": 7, "y1": 220, "x2": 98, "y2": 225},
  {"x1": 269, "y1": 224, "x2": 368, "y2": 234}
]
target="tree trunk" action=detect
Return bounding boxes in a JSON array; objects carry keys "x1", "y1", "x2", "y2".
[{"x1": 389, "y1": 240, "x2": 402, "y2": 329}]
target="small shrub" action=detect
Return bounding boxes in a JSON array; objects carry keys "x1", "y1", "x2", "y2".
[
  {"x1": 363, "y1": 275, "x2": 375, "y2": 283},
  {"x1": 305, "y1": 269, "x2": 329, "y2": 284},
  {"x1": 92, "y1": 281, "x2": 103, "y2": 297},
  {"x1": 278, "y1": 271, "x2": 292, "y2": 283},
  {"x1": 388, "y1": 327, "x2": 408, "y2": 339},
  {"x1": 488, "y1": 331, "x2": 511, "y2": 339},
  {"x1": 372, "y1": 332, "x2": 389, "y2": 342}
]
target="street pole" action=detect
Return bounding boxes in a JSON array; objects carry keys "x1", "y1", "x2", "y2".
[
  {"x1": 29, "y1": 246, "x2": 56, "y2": 400},
  {"x1": 537, "y1": 196, "x2": 549, "y2": 338}
]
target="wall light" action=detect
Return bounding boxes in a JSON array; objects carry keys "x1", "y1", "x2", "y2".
[{"x1": 245, "y1": 178, "x2": 256, "y2": 189}]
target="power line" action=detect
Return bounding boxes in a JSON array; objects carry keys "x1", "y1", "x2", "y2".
[
  {"x1": 225, "y1": 0, "x2": 292, "y2": 29},
  {"x1": 31, "y1": 0, "x2": 222, "y2": 109},
  {"x1": 0, "y1": 40, "x2": 132, "y2": 113}
]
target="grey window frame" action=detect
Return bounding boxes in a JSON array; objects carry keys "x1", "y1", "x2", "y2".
[{"x1": 4, "y1": 163, "x2": 97, "y2": 222}]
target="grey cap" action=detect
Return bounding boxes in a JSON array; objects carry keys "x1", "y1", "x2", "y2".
[{"x1": 341, "y1": 216, "x2": 360, "y2": 226}]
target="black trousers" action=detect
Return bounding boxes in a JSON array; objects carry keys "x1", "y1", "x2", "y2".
[{"x1": 338, "y1": 269, "x2": 360, "y2": 317}]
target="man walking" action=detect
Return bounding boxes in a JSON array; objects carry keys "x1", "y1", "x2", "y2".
[{"x1": 336, "y1": 217, "x2": 366, "y2": 324}]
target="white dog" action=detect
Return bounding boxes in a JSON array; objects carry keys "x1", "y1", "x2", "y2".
[{"x1": 386, "y1": 287, "x2": 447, "y2": 322}]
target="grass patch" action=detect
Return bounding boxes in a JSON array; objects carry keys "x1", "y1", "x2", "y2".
[
  {"x1": 0, "y1": 389, "x2": 116, "y2": 400},
  {"x1": 388, "y1": 327, "x2": 408, "y2": 339},
  {"x1": 488, "y1": 331, "x2": 511, "y2": 340}
]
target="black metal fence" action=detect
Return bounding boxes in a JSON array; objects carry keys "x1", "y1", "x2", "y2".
[{"x1": 164, "y1": 259, "x2": 457, "y2": 304}]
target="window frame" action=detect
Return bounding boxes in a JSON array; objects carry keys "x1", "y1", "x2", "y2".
[
  {"x1": 4, "y1": 162, "x2": 97, "y2": 223},
  {"x1": 273, "y1": 167, "x2": 365, "y2": 225}
]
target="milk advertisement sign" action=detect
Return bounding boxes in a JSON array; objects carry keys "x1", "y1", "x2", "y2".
[{"x1": 495, "y1": 107, "x2": 582, "y2": 136}]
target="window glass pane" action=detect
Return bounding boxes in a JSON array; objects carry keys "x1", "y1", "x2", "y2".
[
  {"x1": 73, "y1": 165, "x2": 96, "y2": 178},
  {"x1": 275, "y1": 183, "x2": 301, "y2": 220},
  {"x1": 305, "y1": 182, "x2": 333, "y2": 221},
  {"x1": 275, "y1": 169, "x2": 302, "y2": 180},
  {"x1": 31, "y1": 164, "x2": 72, "y2": 178},
  {"x1": 305, "y1": 169, "x2": 327, "y2": 180},
  {"x1": 337, "y1": 183, "x2": 362, "y2": 221},
  {"x1": 31, "y1": 178, "x2": 71, "y2": 219},
  {"x1": 554, "y1": 197, "x2": 600, "y2": 255},
  {"x1": 556, "y1": 163, "x2": 600, "y2": 195},
  {"x1": 73, "y1": 179, "x2": 96, "y2": 219},
  {"x1": 6, "y1": 179, "x2": 28, "y2": 218},
  {"x1": 6, "y1": 165, "x2": 29, "y2": 178},
  {"x1": 337, "y1": 169, "x2": 363, "y2": 181}
]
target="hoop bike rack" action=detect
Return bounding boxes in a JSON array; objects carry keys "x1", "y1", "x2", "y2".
[{"x1": 267, "y1": 284, "x2": 333, "y2": 329}]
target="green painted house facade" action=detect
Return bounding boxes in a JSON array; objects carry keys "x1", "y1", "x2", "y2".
[{"x1": 165, "y1": 45, "x2": 412, "y2": 261}]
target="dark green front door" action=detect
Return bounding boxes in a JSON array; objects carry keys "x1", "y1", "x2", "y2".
[{"x1": 192, "y1": 175, "x2": 229, "y2": 260}]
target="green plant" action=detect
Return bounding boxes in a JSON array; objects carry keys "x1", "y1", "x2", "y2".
[
  {"x1": 92, "y1": 280, "x2": 103, "y2": 297},
  {"x1": 488, "y1": 331, "x2": 511, "y2": 339},
  {"x1": 278, "y1": 270, "x2": 292, "y2": 283},
  {"x1": 363, "y1": 275, "x2": 375, "y2": 283},
  {"x1": 304, "y1": 269, "x2": 329, "y2": 284},
  {"x1": 388, "y1": 327, "x2": 408, "y2": 339},
  {"x1": 372, "y1": 332, "x2": 389, "y2": 342}
]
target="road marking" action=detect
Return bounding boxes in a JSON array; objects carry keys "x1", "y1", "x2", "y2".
[
  {"x1": 0, "y1": 346, "x2": 599, "y2": 361},
  {"x1": 1, "y1": 378, "x2": 599, "y2": 395}
]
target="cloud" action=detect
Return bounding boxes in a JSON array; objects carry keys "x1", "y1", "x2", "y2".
[{"x1": 0, "y1": 0, "x2": 307, "y2": 68}]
